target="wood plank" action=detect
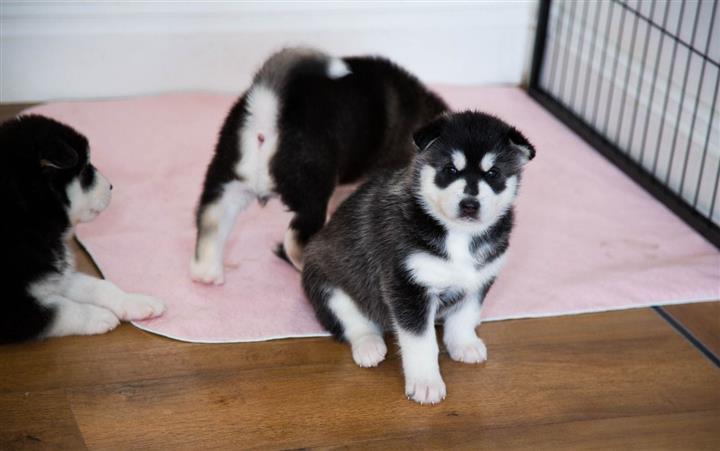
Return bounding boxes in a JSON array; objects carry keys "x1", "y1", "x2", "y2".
[
  {"x1": 335, "y1": 410, "x2": 720, "y2": 450},
  {"x1": 0, "y1": 103, "x2": 35, "y2": 122},
  {"x1": 0, "y1": 325, "x2": 349, "y2": 394},
  {"x1": 16, "y1": 309, "x2": 707, "y2": 450},
  {"x1": 0, "y1": 390, "x2": 87, "y2": 450},
  {"x1": 70, "y1": 237, "x2": 102, "y2": 277},
  {"x1": 0, "y1": 307, "x2": 711, "y2": 394},
  {"x1": 662, "y1": 302, "x2": 720, "y2": 360}
]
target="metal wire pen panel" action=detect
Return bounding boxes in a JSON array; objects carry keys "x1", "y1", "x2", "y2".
[{"x1": 529, "y1": 0, "x2": 720, "y2": 248}]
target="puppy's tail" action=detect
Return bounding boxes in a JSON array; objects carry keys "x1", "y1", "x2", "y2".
[{"x1": 252, "y1": 47, "x2": 351, "y2": 93}]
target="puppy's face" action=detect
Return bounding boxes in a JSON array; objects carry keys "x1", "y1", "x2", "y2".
[
  {"x1": 413, "y1": 112, "x2": 535, "y2": 233},
  {"x1": 4, "y1": 115, "x2": 113, "y2": 224},
  {"x1": 65, "y1": 157, "x2": 112, "y2": 224}
]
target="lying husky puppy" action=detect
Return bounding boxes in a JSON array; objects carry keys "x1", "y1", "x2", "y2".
[
  {"x1": 302, "y1": 112, "x2": 535, "y2": 404},
  {"x1": 0, "y1": 115, "x2": 165, "y2": 343},
  {"x1": 192, "y1": 47, "x2": 447, "y2": 282}
]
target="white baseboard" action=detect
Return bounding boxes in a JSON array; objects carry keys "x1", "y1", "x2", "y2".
[{"x1": 0, "y1": 1, "x2": 537, "y2": 102}]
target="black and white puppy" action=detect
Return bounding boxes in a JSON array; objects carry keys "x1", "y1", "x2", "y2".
[
  {"x1": 302, "y1": 112, "x2": 535, "y2": 404},
  {"x1": 0, "y1": 115, "x2": 165, "y2": 343},
  {"x1": 192, "y1": 47, "x2": 447, "y2": 282}
]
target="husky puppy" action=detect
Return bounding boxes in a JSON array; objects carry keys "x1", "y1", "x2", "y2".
[
  {"x1": 191, "y1": 47, "x2": 447, "y2": 282},
  {"x1": 302, "y1": 112, "x2": 535, "y2": 404},
  {"x1": 0, "y1": 115, "x2": 165, "y2": 343}
]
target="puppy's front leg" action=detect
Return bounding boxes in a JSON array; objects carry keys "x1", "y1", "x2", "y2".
[
  {"x1": 42, "y1": 294, "x2": 120, "y2": 338},
  {"x1": 64, "y1": 272, "x2": 165, "y2": 321},
  {"x1": 443, "y1": 294, "x2": 487, "y2": 364},
  {"x1": 392, "y1": 282, "x2": 445, "y2": 404}
]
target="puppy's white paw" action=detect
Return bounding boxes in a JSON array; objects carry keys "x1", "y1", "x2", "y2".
[
  {"x1": 117, "y1": 294, "x2": 166, "y2": 321},
  {"x1": 82, "y1": 305, "x2": 120, "y2": 335},
  {"x1": 447, "y1": 338, "x2": 487, "y2": 364},
  {"x1": 190, "y1": 257, "x2": 225, "y2": 285},
  {"x1": 351, "y1": 334, "x2": 387, "y2": 368},
  {"x1": 405, "y1": 376, "x2": 447, "y2": 405}
]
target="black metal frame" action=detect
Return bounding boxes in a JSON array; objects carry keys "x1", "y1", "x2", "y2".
[
  {"x1": 653, "y1": 306, "x2": 720, "y2": 367},
  {"x1": 528, "y1": 0, "x2": 720, "y2": 249}
]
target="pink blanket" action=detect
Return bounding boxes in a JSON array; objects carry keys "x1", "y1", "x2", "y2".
[{"x1": 24, "y1": 87, "x2": 719, "y2": 343}]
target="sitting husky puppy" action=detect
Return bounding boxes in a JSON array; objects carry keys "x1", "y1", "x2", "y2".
[
  {"x1": 0, "y1": 115, "x2": 165, "y2": 343},
  {"x1": 302, "y1": 112, "x2": 535, "y2": 404},
  {"x1": 192, "y1": 47, "x2": 447, "y2": 282}
]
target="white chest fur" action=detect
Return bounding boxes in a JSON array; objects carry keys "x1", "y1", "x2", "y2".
[{"x1": 405, "y1": 231, "x2": 506, "y2": 295}]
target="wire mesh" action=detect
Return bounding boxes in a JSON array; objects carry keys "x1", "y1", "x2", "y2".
[{"x1": 530, "y1": 0, "x2": 720, "y2": 247}]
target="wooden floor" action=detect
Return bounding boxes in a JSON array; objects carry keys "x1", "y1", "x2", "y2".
[
  {"x1": 2, "y1": 104, "x2": 719, "y2": 450},
  {"x1": 1, "y1": 295, "x2": 718, "y2": 450}
]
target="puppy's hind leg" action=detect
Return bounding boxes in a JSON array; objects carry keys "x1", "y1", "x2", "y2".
[
  {"x1": 1, "y1": 294, "x2": 57, "y2": 343},
  {"x1": 304, "y1": 262, "x2": 387, "y2": 367},
  {"x1": 282, "y1": 186, "x2": 333, "y2": 271},
  {"x1": 327, "y1": 288, "x2": 387, "y2": 368},
  {"x1": 192, "y1": 180, "x2": 255, "y2": 284}
]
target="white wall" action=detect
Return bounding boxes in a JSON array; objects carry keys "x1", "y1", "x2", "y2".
[{"x1": 0, "y1": 1, "x2": 538, "y2": 103}]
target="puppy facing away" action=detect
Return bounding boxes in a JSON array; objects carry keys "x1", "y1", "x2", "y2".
[
  {"x1": 302, "y1": 112, "x2": 535, "y2": 404},
  {"x1": 191, "y1": 47, "x2": 447, "y2": 282},
  {"x1": 0, "y1": 115, "x2": 165, "y2": 343}
]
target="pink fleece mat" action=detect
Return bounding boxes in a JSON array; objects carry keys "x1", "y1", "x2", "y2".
[{"x1": 24, "y1": 87, "x2": 719, "y2": 343}]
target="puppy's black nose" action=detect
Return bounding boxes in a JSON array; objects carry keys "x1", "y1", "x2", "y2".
[
  {"x1": 459, "y1": 198, "x2": 479, "y2": 217},
  {"x1": 110, "y1": 184, "x2": 114, "y2": 191}
]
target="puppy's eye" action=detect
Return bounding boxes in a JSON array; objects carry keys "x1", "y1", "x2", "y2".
[
  {"x1": 443, "y1": 164, "x2": 458, "y2": 175},
  {"x1": 485, "y1": 168, "x2": 500, "y2": 179},
  {"x1": 80, "y1": 163, "x2": 96, "y2": 187}
]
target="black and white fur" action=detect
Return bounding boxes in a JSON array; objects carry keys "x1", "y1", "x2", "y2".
[
  {"x1": 0, "y1": 115, "x2": 165, "y2": 343},
  {"x1": 192, "y1": 47, "x2": 447, "y2": 283},
  {"x1": 302, "y1": 112, "x2": 535, "y2": 404}
]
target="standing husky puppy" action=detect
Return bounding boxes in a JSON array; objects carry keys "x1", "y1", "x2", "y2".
[
  {"x1": 192, "y1": 48, "x2": 447, "y2": 283},
  {"x1": 302, "y1": 112, "x2": 535, "y2": 404},
  {"x1": 0, "y1": 115, "x2": 165, "y2": 343}
]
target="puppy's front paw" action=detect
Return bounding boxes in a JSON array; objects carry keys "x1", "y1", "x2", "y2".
[
  {"x1": 83, "y1": 306, "x2": 121, "y2": 335},
  {"x1": 351, "y1": 334, "x2": 387, "y2": 368},
  {"x1": 118, "y1": 294, "x2": 166, "y2": 321},
  {"x1": 447, "y1": 338, "x2": 487, "y2": 364},
  {"x1": 190, "y1": 257, "x2": 225, "y2": 285},
  {"x1": 405, "y1": 376, "x2": 447, "y2": 405}
]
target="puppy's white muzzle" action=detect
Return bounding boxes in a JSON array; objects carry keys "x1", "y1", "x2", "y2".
[{"x1": 67, "y1": 168, "x2": 112, "y2": 224}]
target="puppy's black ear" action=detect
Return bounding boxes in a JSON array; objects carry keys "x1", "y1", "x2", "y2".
[
  {"x1": 413, "y1": 115, "x2": 449, "y2": 152},
  {"x1": 508, "y1": 127, "x2": 536, "y2": 163},
  {"x1": 40, "y1": 140, "x2": 78, "y2": 170}
]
